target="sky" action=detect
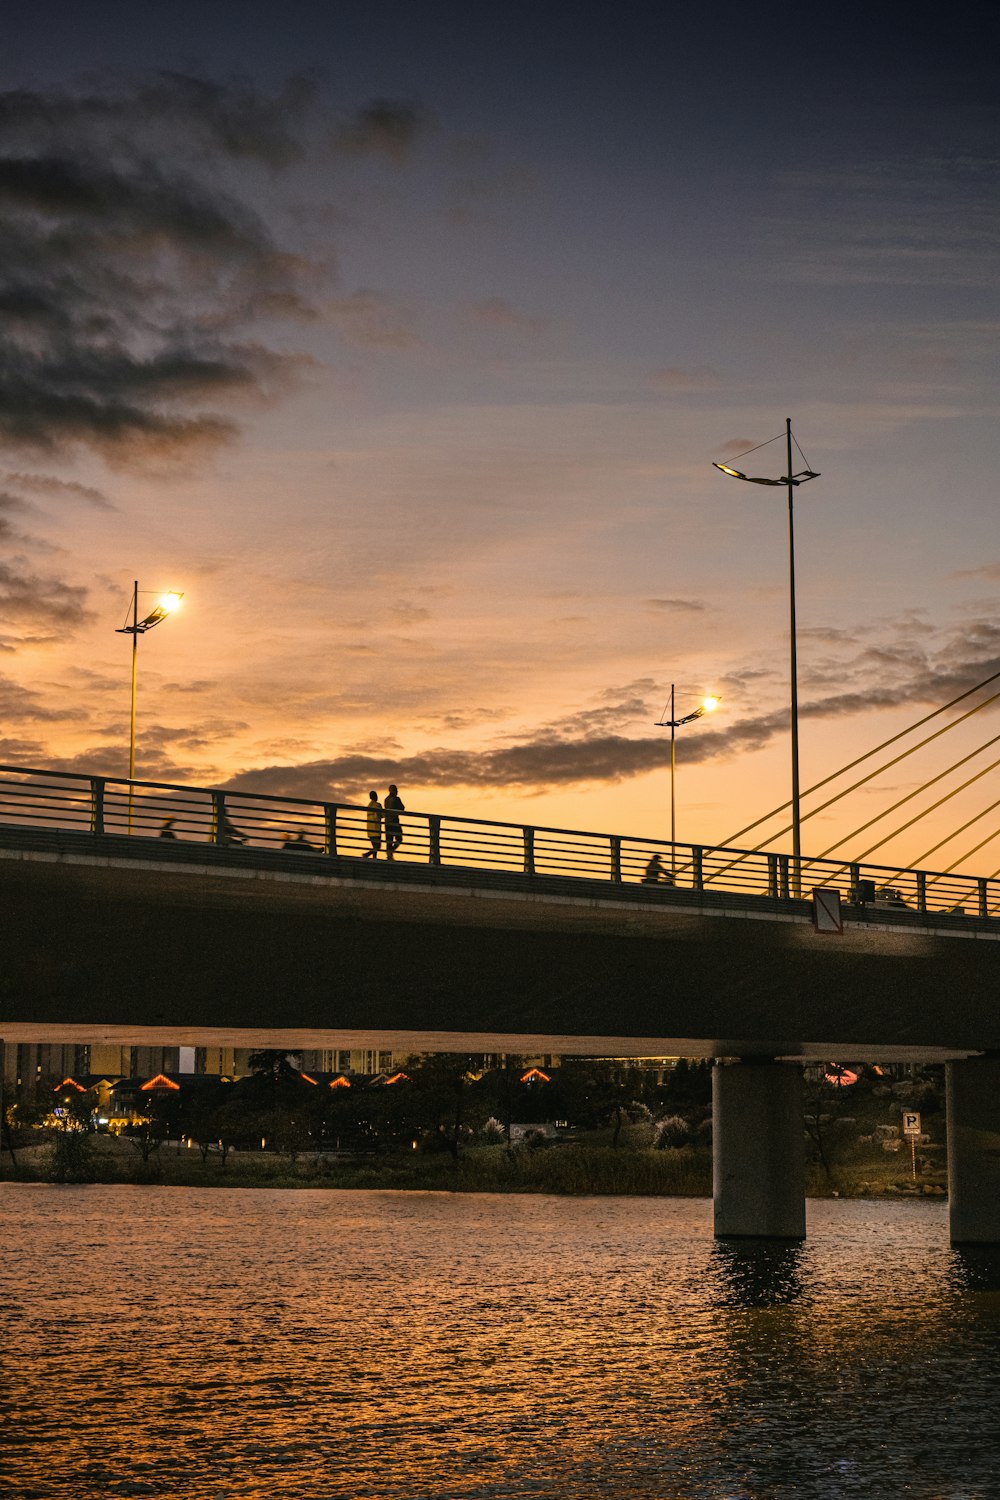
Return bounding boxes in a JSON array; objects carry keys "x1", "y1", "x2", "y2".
[{"x1": 1, "y1": 0, "x2": 999, "y2": 873}]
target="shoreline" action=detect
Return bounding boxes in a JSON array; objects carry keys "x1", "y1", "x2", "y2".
[{"x1": 1, "y1": 1139, "x2": 949, "y2": 1199}]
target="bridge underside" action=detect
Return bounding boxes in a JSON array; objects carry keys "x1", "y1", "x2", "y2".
[
  {"x1": 0, "y1": 1023, "x2": 968, "y2": 1063},
  {"x1": 2, "y1": 845, "x2": 998, "y2": 1062}
]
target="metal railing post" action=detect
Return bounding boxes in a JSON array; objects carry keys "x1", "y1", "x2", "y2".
[
  {"x1": 778, "y1": 855, "x2": 790, "y2": 899},
  {"x1": 849, "y1": 864, "x2": 860, "y2": 901},
  {"x1": 979, "y1": 879, "x2": 988, "y2": 920},
  {"x1": 767, "y1": 852, "x2": 778, "y2": 898},
  {"x1": 691, "y1": 846, "x2": 703, "y2": 892},
  {"x1": 324, "y1": 805, "x2": 337, "y2": 857},
  {"x1": 429, "y1": 815, "x2": 441, "y2": 866},
  {"x1": 610, "y1": 835, "x2": 621, "y2": 883},
  {"x1": 915, "y1": 870, "x2": 927, "y2": 913},
  {"x1": 523, "y1": 827, "x2": 535, "y2": 876},
  {"x1": 211, "y1": 791, "x2": 226, "y2": 845},
  {"x1": 90, "y1": 777, "x2": 105, "y2": 835}
]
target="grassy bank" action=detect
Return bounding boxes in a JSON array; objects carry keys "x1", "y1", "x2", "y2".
[{"x1": 2, "y1": 1137, "x2": 948, "y2": 1198}]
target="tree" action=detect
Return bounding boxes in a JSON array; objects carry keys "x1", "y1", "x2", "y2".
[
  {"x1": 226, "y1": 1052, "x2": 322, "y2": 1160},
  {"x1": 403, "y1": 1055, "x2": 497, "y2": 1160},
  {"x1": 546, "y1": 1060, "x2": 637, "y2": 1144}
]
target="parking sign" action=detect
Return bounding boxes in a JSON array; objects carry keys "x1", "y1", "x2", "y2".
[{"x1": 902, "y1": 1111, "x2": 921, "y2": 1137}]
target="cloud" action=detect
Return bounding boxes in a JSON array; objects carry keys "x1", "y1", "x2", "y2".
[
  {"x1": 0, "y1": 670, "x2": 81, "y2": 722},
  {"x1": 0, "y1": 560, "x2": 91, "y2": 628},
  {"x1": 2, "y1": 471, "x2": 113, "y2": 509},
  {"x1": 763, "y1": 155, "x2": 1000, "y2": 289},
  {"x1": 953, "y1": 562, "x2": 1000, "y2": 582},
  {"x1": 650, "y1": 366, "x2": 719, "y2": 393},
  {"x1": 468, "y1": 298, "x2": 547, "y2": 335},
  {"x1": 388, "y1": 602, "x2": 432, "y2": 626},
  {"x1": 0, "y1": 73, "x2": 321, "y2": 169},
  {"x1": 223, "y1": 616, "x2": 1000, "y2": 801},
  {"x1": 326, "y1": 290, "x2": 420, "y2": 350},
  {"x1": 643, "y1": 597, "x2": 707, "y2": 614},
  {"x1": 0, "y1": 735, "x2": 44, "y2": 758},
  {"x1": 0, "y1": 76, "x2": 425, "y2": 466},
  {"x1": 334, "y1": 101, "x2": 427, "y2": 162}
]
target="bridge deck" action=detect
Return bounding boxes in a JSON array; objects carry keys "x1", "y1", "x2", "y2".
[
  {"x1": 2, "y1": 762, "x2": 998, "y2": 927},
  {"x1": 4, "y1": 765, "x2": 1000, "y2": 1063}
]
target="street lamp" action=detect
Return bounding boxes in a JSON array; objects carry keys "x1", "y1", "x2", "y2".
[
  {"x1": 713, "y1": 417, "x2": 819, "y2": 891},
  {"x1": 655, "y1": 686, "x2": 720, "y2": 871},
  {"x1": 115, "y1": 581, "x2": 183, "y2": 823}
]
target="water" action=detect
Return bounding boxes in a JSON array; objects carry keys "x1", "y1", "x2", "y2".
[{"x1": 4, "y1": 1188, "x2": 1000, "y2": 1499}]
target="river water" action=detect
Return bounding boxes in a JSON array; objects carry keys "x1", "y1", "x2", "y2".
[{"x1": 5, "y1": 1187, "x2": 1000, "y2": 1499}]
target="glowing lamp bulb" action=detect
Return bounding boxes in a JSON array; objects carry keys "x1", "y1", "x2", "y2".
[
  {"x1": 702, "y1": 696, "x2": 720, "y2": 713},
  {"x1": 159, "y1": 591, "x2": 183, "y2": 613}
]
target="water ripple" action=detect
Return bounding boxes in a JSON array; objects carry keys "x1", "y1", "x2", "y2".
[{"x1": 4, "y1": 1188, "x2": 1000, "y2": 1497}]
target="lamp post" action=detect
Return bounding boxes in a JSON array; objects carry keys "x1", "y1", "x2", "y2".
[
  {"x1": 713, "y1": 418, "x2": 819, "y2": 893},
  {"x1": 655, "y1": 686, "x2": 720, "y2": 872},
  {"x1": 115, "y1": 581, "x2": 183, "y2": 828}
]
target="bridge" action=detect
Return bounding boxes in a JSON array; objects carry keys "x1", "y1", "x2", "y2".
[{"x1": 3, "y1": 762, "x2": 1000, "y2": 1244}]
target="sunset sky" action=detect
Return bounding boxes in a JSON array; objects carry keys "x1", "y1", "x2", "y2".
[{"x1": 2, "y1": 1, "x2": 998, "y2": 870}]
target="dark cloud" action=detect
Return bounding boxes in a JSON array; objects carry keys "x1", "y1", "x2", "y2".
[
  {"x1": 0, "y1": 560, "x2": 91, "y2": 628},
  {"x1": 334, "y1": 102, "x2": 427, "y2": 162},
  {"x1": 0, "y1": 74, "x2": 320, "y2": 169},
  {"x1": 0, "y1": 671, "x2": 81, "y2": 722},
  {"x1": 644, "y1": 597, "x2": 706, "y2": 614},
  {"x1": 3, "y1": 471, "x2": 112, "y2": 508},
  {"x1": 0, "y1": 491, "x2": 31, "y2": 540},
  {"x1": 0, "y1": 735, "x2": 44, "y2": 758},
  {"x1": 0, "y1": 75, "x2": 424, "y2": 465},
  {"x1": 224, "y1": 619, "x2": 1000, "y2": 802}
]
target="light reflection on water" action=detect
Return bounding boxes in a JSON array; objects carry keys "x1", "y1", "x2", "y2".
[{"x1": 4, "y1": 1187, "x2": 1000, "y2": 1498}]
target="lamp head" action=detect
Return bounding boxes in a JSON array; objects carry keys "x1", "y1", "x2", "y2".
[{"x1": 115, "y1": 588, "x2": 185, "y2": 635}]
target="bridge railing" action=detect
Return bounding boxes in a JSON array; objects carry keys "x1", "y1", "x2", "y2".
[{"x1": 0, "y1": 763, "x2": 996, "y2": 920}]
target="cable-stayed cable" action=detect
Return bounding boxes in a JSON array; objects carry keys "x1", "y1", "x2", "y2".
[
  {"x1": 702, "y1": 685, "x2": 1000, "y2": 886},
  {"x1": 812, "y1": 727, "x2": 1000, "y2": 860},
  {"x1": 714, "y1": 667, "x2": 1000, "y2": 851},
  {"x1": 824, "y1": 747, "x2": 1000, "y2": 867}
]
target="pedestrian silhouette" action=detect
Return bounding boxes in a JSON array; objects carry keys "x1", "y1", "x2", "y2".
[
  {"x1": 641, "y1": 853, "x2": 675, "y2": 886},
  {"x1": 158, "y1": 817, "x2": 177, "y2": 839},
  {"x1": 384, "y1": 784, "x2": 405, "y2": 859},
  {"x1": 218, "y1": 814, "x2": 247, "y2": 847},
  {"x1": 281, "y1": 830, "x2": 317, "y2": 852},
  {"x1": 363, "y1": 790, "x2": 382, "y2": 859}
]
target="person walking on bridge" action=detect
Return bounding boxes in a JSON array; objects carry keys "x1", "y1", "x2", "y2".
[
  {"x1": 363, "y1": 790, "x2": 382, "y2": 858},
  {"x1": 384, "y1": 784, "x2": 405, "y2": 859}
]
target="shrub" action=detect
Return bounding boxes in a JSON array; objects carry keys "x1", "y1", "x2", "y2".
[
  {"x1": 654, "y1": 1114, "x2": 691, "y2": 1148},
  {"x1": 48, "y1": 1131, "x2": 96, "y2": 1183}
]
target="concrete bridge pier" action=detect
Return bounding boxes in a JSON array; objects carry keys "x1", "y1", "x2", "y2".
[
  {"x1": 713, "y1": 1058, "x2": 806, "y2": 1239},
  {"x1": 947, "y1": 1055, "x2": 1000, "y2": 1244}
]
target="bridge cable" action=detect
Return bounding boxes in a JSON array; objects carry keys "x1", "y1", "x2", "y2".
[
  {"x1": 806, "y1": 795, "x2": 1000, "y2": 900},
  {"x1": 811, "y1": 729, "x2": 1000, "y2": 860},
  {"x1": 712, "y1": 668, "x2": 1000, "y2": 852},
  {"x1": 699, "y1": 685, "x2": 1000, "y2": 886},
  {"x1": 793, "y1": 744, "x2": 1000, "y2": 897}
]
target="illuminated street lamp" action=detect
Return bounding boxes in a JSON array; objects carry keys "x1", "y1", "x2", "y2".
[
  {"x1": 655, "y1": 685, "x2": 720, "y2": 870},
  {"x1": 115, "y1": 581, "x2": 183, "y2": 822},
  {"x1": 713, "y1": 417, "x2": 819, "y2": 891}
]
